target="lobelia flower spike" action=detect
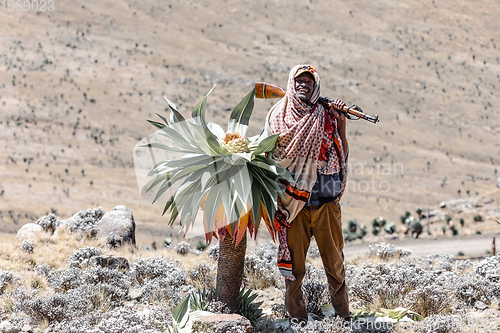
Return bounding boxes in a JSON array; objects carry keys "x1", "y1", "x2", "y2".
[{"x1": 141, "y1": 86, "x2": 294, "y2": 247}]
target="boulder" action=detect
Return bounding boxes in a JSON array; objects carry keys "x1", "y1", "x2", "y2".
[
  {"x1": 91, "y1": 255, "x2": 129, "y2": 270},
  {"x1": 191, "y1": 314, "x2": 252, "y2": 333},
  {"x1": 96, "y1": 205, "x2": 136, "y2": 247},
  {"x1": 15, "y1": 223, "x2": 43, "y2": 240}
]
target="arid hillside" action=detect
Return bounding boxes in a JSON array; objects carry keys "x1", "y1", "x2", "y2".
[{"x1": 1, "y1": 0, "x2": 499, "y2": 242}]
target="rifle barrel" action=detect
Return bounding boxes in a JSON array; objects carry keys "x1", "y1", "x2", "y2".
[{"x1": 255, "y1": 82, "x2": 379, "y2": 124}]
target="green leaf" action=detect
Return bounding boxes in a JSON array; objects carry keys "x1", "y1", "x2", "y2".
[
  {"x1": 145, "y1": 173, "x2": 174, "y2": 193},
  {"x1": 164, "y1": 96, "x2": 197, "y2": 144},
  {"x1": 157, "y1": 126, "x2": 196, "y2": 152},
  {"x1": 252, "y1": 155, "x2": 294, "y2": 183},
  {"x1": 191, "y1": 85, "x2": 215, "y2": 129},
  {"x1": 152, "y1": 180, "x2": 174, "y2": 204},
  {"x1": 162, "y1": 196, "x2": 176, "y2": 216},
  {"x1": 171, "y1": 294, "x2": 190, "y2": 325},
  {"x1": 250, "y1": 167, "x2": 278, "y2": 222},
  {"x1": 147, "y1": 119, "x2": 166, "y2": 129},
  {"x1": 156, "y1": 112, "x2": 170, "y2": 127},
  {"x1": 140, "y1": 142, "x2": 195, "y2": 154},
  {"x1": 204, "y1": 185, "x2": 224, "y2": 233},
  {"x1": 252, "y1": 133, "x2": 279, "y2": 156},
  {"x1": 227, "y1": 87, "x2": 255, "y2": 137},
  {"x1": 168, "y1": 204, "x2": 179, "y2": 226},
  {"x1": 250, "y1": 177, "x2": 262, "y2": 230},
  {"x1": 190, "y1": 122, "x2": 229, "y2": 156}
]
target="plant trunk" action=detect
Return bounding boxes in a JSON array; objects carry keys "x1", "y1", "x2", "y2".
[{"x1": 215, "y1": 231, "x2": 247, "y2": 313}]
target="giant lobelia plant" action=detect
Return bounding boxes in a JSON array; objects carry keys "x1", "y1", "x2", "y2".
[{"x1": 141, "y1": 86, "x2": 293, "y2": 312}]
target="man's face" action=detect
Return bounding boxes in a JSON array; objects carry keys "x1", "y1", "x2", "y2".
[{"x1": 295, "y1": 72, "x2": 315, "y2": 102}]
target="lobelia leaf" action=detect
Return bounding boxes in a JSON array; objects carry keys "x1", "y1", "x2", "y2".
[
  {"x1": 155, "y1": 112, "x2": 170, "y2": 127},
  {"x1": 140, "y1": 142, "x2": 197, "y2": 155},
  {"x1": 190, "y1": 122, "x2": 229, "y2": 156},
  {"x1": 191, "y1": 85, "x2": 215, "y2": 129},
  {"x1": 171, "y1": 294, "x2": 190, "y2": 325},
  {"x1": 145, "y1": 173, "x2": 175, "y2": 193},
  {"x1": 204, "y1": 185, "x2": 224, "y2": 234},
  {"x1": 207, "y1": 122, "x2": 226, "y2": 142},
  {"x1": 164, "y1": 96, "x2": 197, "y2": 144},
  {"x1": 252, "y1": 133, "x2": 280, "y2": 156},
  {"x1": 252, "y1": 155, "x2": 295, "y2": 183},
  {"x1": 249, "y1": 177, "x2": 262, "y2": 231},
  {"x1": 168, "y1": 204, "x2": 179, "y2": 226},
  {"x1": 162, "y1": 196, "x2": 175, "y2": 216},
  {"x1": 157, "y1": 126, "x2": 196, "y2": 152},
  {"x1": 147, "y1": 119, "x2": 167, "y2": 129},
  {"x1": 227, "y1": 87, "x2": 255, "y2": 137}
]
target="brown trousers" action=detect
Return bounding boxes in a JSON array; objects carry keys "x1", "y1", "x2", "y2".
[{"x1": 285, "y1": 200, "x2": 350, "y2": 320}]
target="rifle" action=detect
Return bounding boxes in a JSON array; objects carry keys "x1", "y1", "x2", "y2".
[{"x1": 255, "y1": 82, "x2": 379, "y2": 124}]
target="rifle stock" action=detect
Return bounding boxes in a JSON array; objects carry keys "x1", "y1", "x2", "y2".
[{"x1": 255, "y1": 82, "x2": 379, "y2": 124}]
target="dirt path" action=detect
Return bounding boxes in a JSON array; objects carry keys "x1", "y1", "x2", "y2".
[{"x1": 344, "y1": 234, "x2": 498, "y2": 258}]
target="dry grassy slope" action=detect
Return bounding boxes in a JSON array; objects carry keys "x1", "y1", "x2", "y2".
[{"x1": 0, "y1": 0, "x2": 499, "y2": 242}]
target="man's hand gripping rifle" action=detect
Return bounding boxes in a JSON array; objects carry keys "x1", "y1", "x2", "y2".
[{"x1": 255, "y1": 82, "x2": 379, "y2": 124}]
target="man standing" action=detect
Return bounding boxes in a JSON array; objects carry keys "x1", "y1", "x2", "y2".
[{"x1": 264, "y1": 65, "x2": 350, "y2": 324}]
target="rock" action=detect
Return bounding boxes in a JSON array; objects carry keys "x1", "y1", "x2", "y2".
[
  {"x1": 497, "y1": 177, "x2": 500, "y2": 188},
  {"x1": 96, "y1": 205, "x2": 136, "y2": 247},
  {"x1": 192, "y1": 314, "x2": 252, "y2": 333},
  {"x1": 90, "y1": 255, "x2": 129, "y2": 270},
  {"x1": 15, "y1": 223, "x2": 43, "y2": 240}
]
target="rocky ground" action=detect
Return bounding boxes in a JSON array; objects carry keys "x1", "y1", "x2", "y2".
[{"x1": 1, "y1": 212, "x2": 499, "y2": 332}]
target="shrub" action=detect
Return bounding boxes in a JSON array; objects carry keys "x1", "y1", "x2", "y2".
[
  {"x1": 243, "y1": 252, "x2": 281, "y2": 289},
  {"x1": 19, "y1": 239, "x2": 34, "y2": 254},
  {"x1": 66, "y1": 207, "x2": 105, "y2": 237},
  {"x1": 417, "y1": 314, "x2": 464, "y2": 333},
  {"x1": 0, "y1": 271, "x2": 15, "y2": 295},
  {"x1": 302, "y1": 264, "x2": 329, "y2": 317},
  {"x1": 189, "y1": 263, "x2": 215, "y2": 290},
  {"x1": 67, "y1": 247, "x2": 103, "y2": 268},
  {"x1": 36, "y1": 213, "x2": 61, "y2": 233},
  {"x1": 366, "y1": 242, "x2": 412, "y2": 259},
  {"x1": 129, "y1": 257, "x2": 182, "y2": 285},
  {"x1": 348, "y1": 219, "x2": 357, "y2": 233}
]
